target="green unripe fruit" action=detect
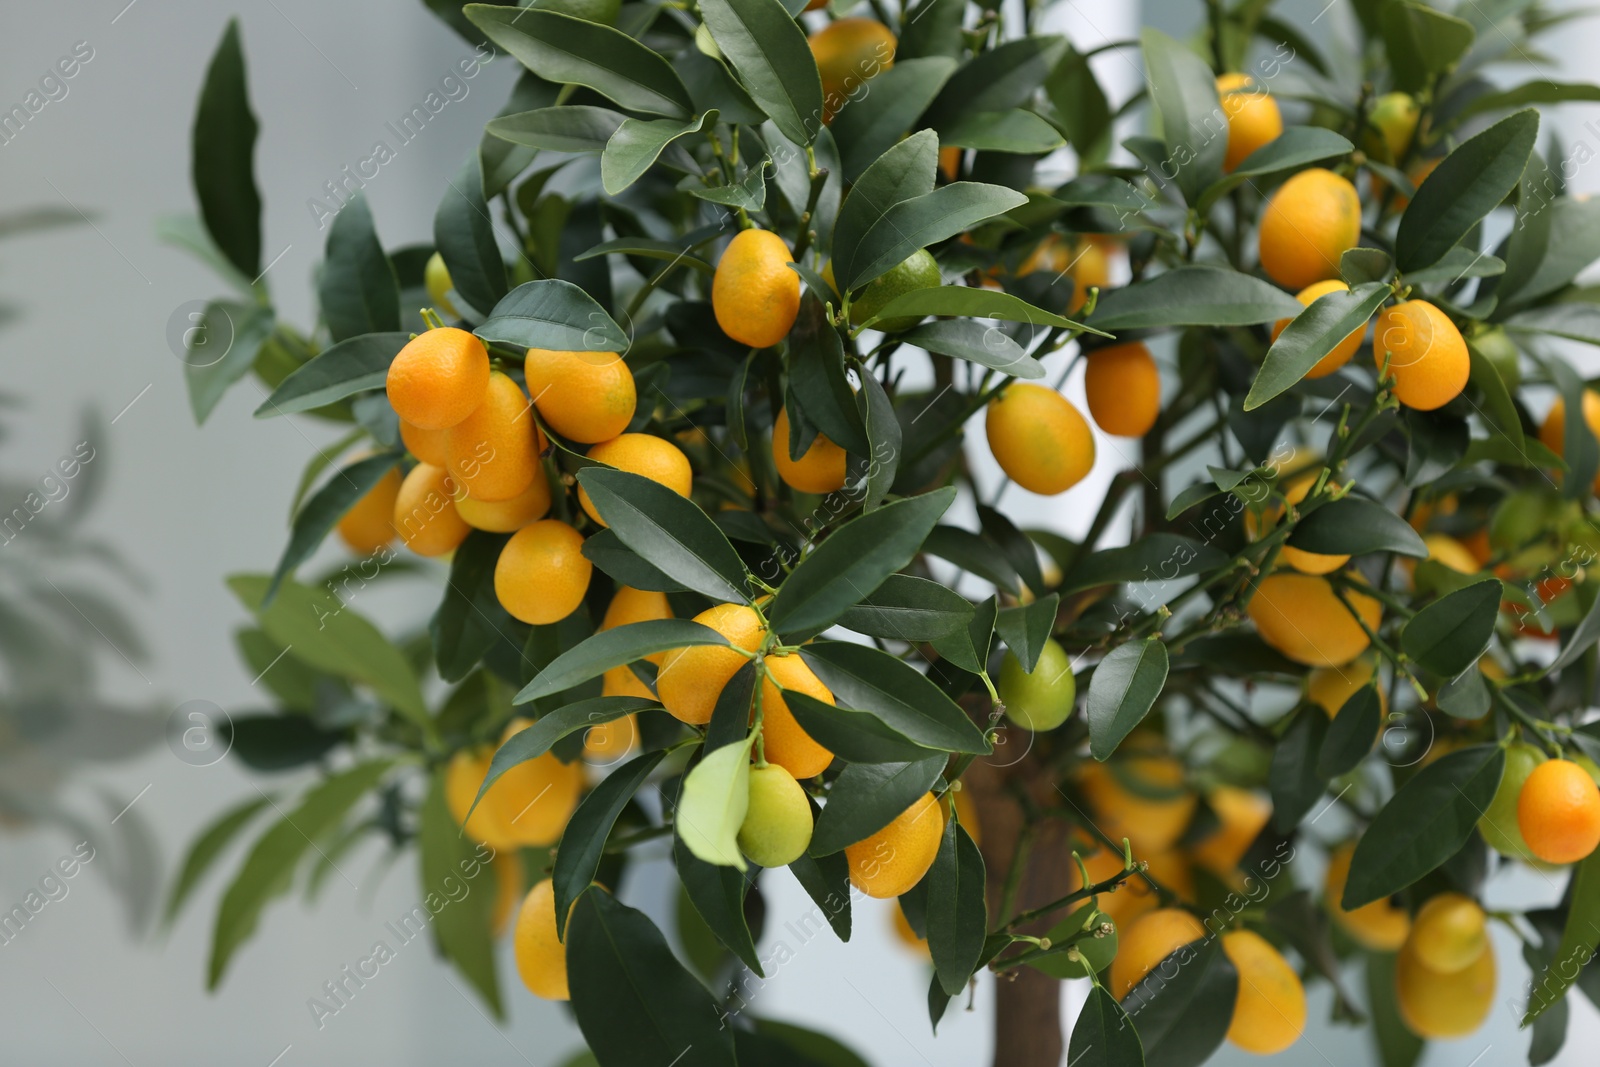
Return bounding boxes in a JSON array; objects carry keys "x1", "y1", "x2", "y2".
[
  {"x1": 1478, "y1": 741, "x2": 1546, "y2": 860},
  {"x1": 999, "y1": 638, "x2": 1077, "y2": 731},
  {"x1": 1366, "y1": 92, "x2": 1420, "y2": 162},
  {"x1": 849, "y1": 249, "x2": 940, "y2": 332},
  {"x1": 738, "y1": 763, "x2": 813, "y2": 868},
  {"x1": 425, "y1": 251, "x2": 458, "y2": 320},
  {"x1": 1490, "y1": 487, "x2": 1564, "y2": 555},
  {"x1": 1471, "y1": 327, "x2": 1521, "y2": 390}
]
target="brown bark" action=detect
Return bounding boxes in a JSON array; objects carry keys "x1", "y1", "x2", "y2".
[{"x1": 965, "y1": 742, "x2": 1078, "y2": 1067}]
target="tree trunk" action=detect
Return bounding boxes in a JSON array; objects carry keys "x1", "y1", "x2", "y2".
[{"x1": 966, "y1": 748, "x2": 1077, "y2": 1067}]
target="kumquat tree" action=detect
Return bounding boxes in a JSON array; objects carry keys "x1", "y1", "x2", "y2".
[{"x1": 165, "y1": 0, "x2": 1600, "y2": 1062}]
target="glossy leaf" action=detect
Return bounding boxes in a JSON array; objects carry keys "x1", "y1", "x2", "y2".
[
  {"x1": 432, "y1": 530, "x2": 518, "y2": 684},
  {"x1": 941, "y1": 109, "x2": 1064, "y2": 154},
  {"x1": 566, "y1": 888, "x2": 737, "y2": 1067},
  {"x1": 1396, "y1": 110, "x2": 1538, "y2": 271},
  {"x1": 602, "y1": 111, "x2": 716, "y2": 195},
  {"x1": 1198, "y1": 126, "x2": 1354, "y2": 211},
  {"x1": 264, "y1": 451, "x2": 401, "y2": 604},
  {"x1": 193, "y1": 20, "x2": 261, "y2": 279},
  {"x1": 1341, "y1": 744, "x2": 1505, "y2": 909},
  {"x1": 1068, "y1": 986, "x2": 1145, "y2": 1067},
  {"x1": 1140, "y1": 27, "x2": 1226, "y2": 203},
  {"x1": 699, "y1": 0, "x2": 823, "y2": 146},
  {"x1": 1523, "y1": 852, "x2": 1600, "y2": 1024},
  {"x1": 1318, "y1": 685, "x2": 1381, "y2": 778},
  {"x1": 1287, "y1": 495, "x2": 1429, "y2": 557},
  {"x1": 842, "y1": 182, "x2": 1028, "y2": 293},
  {"x1": 1122, "y1": 936, "x2": 1237, "y2": 1067},
  {"x1": 255, "y1": 331, "x2": 406, "y2": 417},
  {"x1": 485, "y1": 105, "x2": 624, "y2": 152},
  {"x1": 837, "y1": 574, "x2": 974, "y2": 641},
  {"x1": 1060, "y1": 533, "x2": 1228, "y2": 594},
  {"x1": 1087, "y1": 638, "x2": 1169, "y2": 760},
  {"x1": 783, "y1": 690, "x2": 940, "y2": 763},
  {"x1": 858, "y1": 285, "x2": 1100, "y2": 333},
  {"x1": 927, "y1": 819, "x2": 986, "y2": 996},
  {"x1": 319, "y1": 192, "x2": 399, "y2": 343},
  {"x1": 673, "y1": 831, "x2": 763, "y2": 975},
  {"x1": 1270, "y1": 707, "x2": 1330, "y2": 833},
  {"x1": 1245, "y1": 283, "x2": 1388, "y2": 409},
  {"x1": 465, "y1": 5, "x2": 693, "y2": 118},
  {"x1": 1382, "y1": 0, "x2": 1475, "y2": 93},
  {"x1": 1400, "y1": 577, "x2": 1502, "y2": 677},
  {"x1": 860, "y1": 372, "x2": 900, "y2": 511},
  {"x1": 832, "y1": 58, "x2": 958, "y2": 182},
  {"x1": 996, "y1": 595, "x2": 1059, "y2": 673},
  {"x1": 809, "y1": 756, "x2": 946, "y2": 855},
  {"x1": 802, "y1": 642, "x2": 989, "y2": 754},
  {"x1": 768, "y1": 488, "x2": 955, "y2": 634},
  {"x1": 516, "y1": 620, "x2": 729, "y2": 703},
  {"x1": 578, "y1": 468, "x2": 752, "y2": 603},
  {"x1": 475, "y1": 279, "x2": 628, "y2": 353},
  {"x1": 899, "y1": 320, "x2": 1043, "y2": 379},
  {"x1": 1091, "y1": 265, "x2": 1303, "y2": 330},
  {"x1": 556, "y1": 750, "x2": 669, "y2": 936},
  {"x1": 434, "y1": 152, "x2": 507, "y2": 316}
]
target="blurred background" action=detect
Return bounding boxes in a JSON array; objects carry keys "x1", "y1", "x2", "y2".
[{"x1": 1, "y1": 0, "x2": 1596, "y2": 1063}]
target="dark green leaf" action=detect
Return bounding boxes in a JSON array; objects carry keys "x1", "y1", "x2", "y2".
[
  {"x1": 516, "y1": 620, "x2": 729, "y2": 703},
  {"x1": 226, "y1": 714, "x2": 346, "y2": 771},
  {"x1": 434, "y1": 152, "x2": 507, "y2": 316},
  {"x1": 1060, "y1": 533, "x2": 1228, "y2": 595},
  {"x1": 699, "y1": 0, "x2": 823, "y2": 146},
  {"x1": 1459, "y1": 80, "x2": 1600, "y2": 123},
  {"x1": 768, "y1": 488, "x2": 955, "y2": 634},
  {"x1": 977, "y1": 504, "x2": 1046, "y2": 595},
  {"x1": 479, "y1": 697, "x2": 654, "y2": 810},
  {"x1": 1465, "y1": 339, "x2": 1526, "y2": 453},
  {"x1": 254, "y1": 332, "x2": 407, "y2": 417},
  {"x1": 1140, "y1": 27, "x2": 1225, "y2": 204},
  {"x1": 923, "y1": 526, "x2": 1020, "y2": 595},
  {"x1": 898, "y1": 319, "x2": 1044, "y2": 379},
  {"x1": 788, "y1": 825, "x2": 852, "y2": 940},
  {"x1": 1437, "y1": 664, "x2": 1490, "y2": 719},
  {"x1": 1401, "y1": 246, "x2": 1506, "y2": 284},
  {"x1": 860, "y1": 372, "x2": 900, "y2": 510},
  {"x1": 842, "y1": 183, "x2": 1028, "y2": 292},
  {"x1": 1044, "y1": 44, "x2": 1114, "y2": 163},
  {"x1": 783, "y1": 690, "x2": 940, "y2": 763},
  {"x1": 1523, "y1": 851, "x2": 1600, "y2": 1024},
  {"x1": 682, "y1": 158, "x2": 770, "y2": 211},
  {"x1": 566, "y1": 888, "x2": 737, "y2": 1067},
  {"x1": 1342, "y1": 247, "x2": 1394, "y2": 286},
  {"x1": 927, "y1": 37, "x2": 1067, "y2": 128},
  {"x1": 1400, "y1": 577, "x2": 1502, "y2": 676},
  {"x1": 192, "y1": 20, "x2": 261, "y2": 279},
  {"x1": 1396, "y1": 110, "x2": 1538, "y2": 272},
  {"x1": 1545, "y1": 353, "x2": 1600, "y2": 498},
  {"x1": 1068, "y1": 985, "x2": 1145, "y2": 1067},
  {"x1": 163, "y1": 795, "x2": 272, "y2": 927},
  {"x1": 932, "y1": 594, "x2": 997, "y2": 676},
  {"x1": 1382, "y1": 0, "x2": 1475, "y2": 93},
  {"x1": 1091, "y1": 264, "x2": 1303, "y2": 330},
  {"x1": 809, "y1": 756, "x2": 946, "y2": 855},
  {"x1": 1341, "y1": 744, "x2": 1505, "y2": 909},
  {"x1": 578, "y1": 468, "x2": 751, "y2": 603},
  {"x1": 859, "y1": 285, "x2": 1101, "y2": 334},
  {"x1": 465, "y1": 5, "x2": 693, "y2": 118},
  {"x1": 1270, "y1": 707, "x2": 1330, "y2": 832},
  {"x1": 673, "y1": 832, "x2": 763, "y2": 974},
  {"x1": 419, "y1": 769, "x2": 502, "y2": 1017},
  {"x1": 485, "y1": 105, "x2": 624, "y2": 153},
  {"x1": 1198, "y1": 127, "x2": 1355, "y2": 212},
  {"x1": 836, "y1": 574, "x2": 973, "y2": 641},
  {"x1": 1550, "y1": 589, "x2": 1600, "y2": 673},
  {"x1": 996, "y1": 595, "x2": 1060, "y2": 673},
  {"x1": 475, "y1": 278, "x2": 627, "y2": 353},
  {"x1": 1052, "y1": 174, "x2": 1154, "y2": 214},
  {"x1": 1367, "y1": 953, "x2": 1425, "y2": 1067},
  {"x1": 707, "y1": 660, "x2": 759, "y2": 754},
  {"x1": 1317, "y1": 686, "x2": 1380, "y2": 778},
  {"x1": 555, "y1": 750, "x2": 668, "y2": 936},
  {"x1": 1245, "y1": 283, "x2": 1388, "y2": 410},
  {"x1": 941, "y1": 109, "x2": 1064, "y2": 154},
  {"x1": 927, "y1": 820, "x2": 986, "y2": 996},
  {"x1": 319, "y1": 192, "x2": 400, "y2": 342},
  {"x1": 432, "y1": 530, "x2": 519, "y2": 684},
  {"x1": 1087, "y1": 639, "x2": 1169, "y2": 760},
  {"x1": 1122, "y1": 936, "x2": 1237, "y2": 1067},
  {"x1": 264, "y1": 452, "x2": 400, "y2": 604},
  {"x1": 832, "y1": 58, "x2": 957, "y2": 182},
  {"x1": 602, "y1": 111, "x2": 717, "y2": 195},
  {"x1": 582, "y1": 527, "x2": 688, "y2": 593},
  {"x1": 208, "y1": 760, "x2": 393, "y2": 987},
  {"x1": 789, "y1": 299, "x2": 869, "y2": 455},
  {"x1": 802, "y1": 642, "x2": 989, "y2": 754},
  {"x1": 1288, "y1": 495, "x2": 1429, "y2": 557},
  {"x1": 831, "y1": 132, "x2": 937, "y2": 291}
]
